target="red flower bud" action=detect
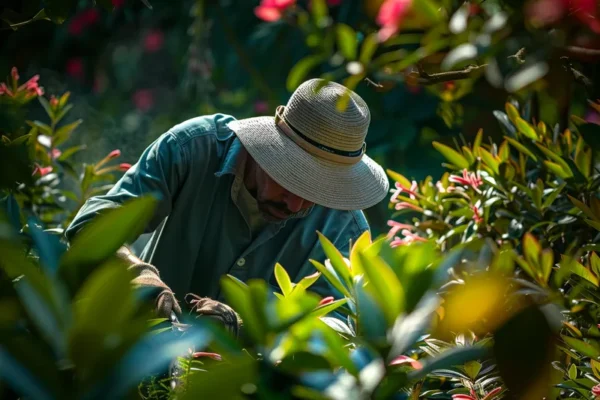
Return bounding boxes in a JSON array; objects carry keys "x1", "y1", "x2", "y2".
[
  {"x1": 11, "y1": 67, "x2": 19, "y2": 82},
  {"x1": 318, "y1": 296, "x2": 334, "y2": 306},
  {"x1": 50, "y1": 95, "x2": 59, "y2": 108},
  {"x1": 108, "y1": 149, "x2": 121, "y2": 159},
  {"x1": 192, "y1": 352, "x2": 222, "y2": 361},
  {"x1": 119, "y1": 163, "x2": 132, "y2": 171}
]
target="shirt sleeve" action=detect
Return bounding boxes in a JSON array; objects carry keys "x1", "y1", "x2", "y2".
[{"x1": 64, "y1": 131, "x2": 186, "y2": 243}]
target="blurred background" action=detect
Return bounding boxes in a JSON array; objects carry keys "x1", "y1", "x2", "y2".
[{"x1": 1, "y1": 0, "x2": 597, "y2": 234}]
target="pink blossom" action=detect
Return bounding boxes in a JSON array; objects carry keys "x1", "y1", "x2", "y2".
[
  {"x1": 33, "y1": 164, "x2": 53, "y2": 177},
  {"x1": 482, "y1": 387, "x2": 502, "y2": 400},
  {"x1": 0, "y1": 83, "x2": 13, "y2": 97},
  {"x1": 387, "y1": 220, "x2": 413, "y2": 239},
  {"x1": 192, "y1": 351, "x2": 222, "y2": 361},
  {"x1": 318, "y1": 296, "x2": 334, "y2": 306},
  {"x1": 11, "y1": 67, "x2": 19, "y2": 81},
  {"x1": 585, "y1": 110, "x2": 600, "y2": 125},
  {"x1": 390, "y1": 180, "x2": 418, "y2": 202},
  {"x1": 452, "y1": 395, "x2": 476, "y2": 400},
  {"x1": 394, "y1": 201, "x2": 422, "y2": 211},
  {"x1": 255, "y1": 0, "x2": 295, "y2": 22},
  {"x1": 593, "y1": 383, "x2": 600, "y2": 397},
  {"x1": 18, "y1": 75, "x2": 44, "y2": 97},
  {"x1": 144, "y1": 30, "x2": 164, "y2": 53},
  {"x1": 66, "y1": 58, "x2": 84, "y2": 80},
  {"x1": 389, "y1": 355, "x2": 423, "y2": 369},
  {"x1": 68, "y1": 8, "x2": 100, "y2": 35},
  {"x1": 376, "y1": 0, "x2": 412, "y2": 41},
  {"x1": 390, "y1": 229, "x2": 427, "y2": 247},
  {"x1": 526, "y1": 0, "x2": 600, "y2": 33},
  {"x1": 50, "y1": 148, "x2": 62, "y2": 159},
  {"x1": 472, "y1": 205, "x2": 483, "y2": 224},
  {"x1": 108, "y1": 149, "x2": 121, "y2": 159},
  {"x1": 132, "y1": 89, "x2": 154, "y2": 112},
  {"x1": 449, "y1": 169, "x2": 482, "y2": 189},
  {"x1": 119, "y1": 163, "x2": 132, "y2": 171},
  {"x1": 254, "y1": 100, "x2": 269, "y2": 114}
]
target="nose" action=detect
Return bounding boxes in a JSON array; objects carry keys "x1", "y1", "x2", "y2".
[{"x1": 284, "y1": 192, "x2": 308, "y2": 213}]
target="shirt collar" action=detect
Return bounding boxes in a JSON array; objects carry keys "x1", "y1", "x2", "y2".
[{"x1": 215, "y1": 136, "x2": 314, "y2": 221}]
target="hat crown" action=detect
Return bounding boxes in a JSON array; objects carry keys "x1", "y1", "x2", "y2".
[{"x1": 282, "y1": 79, "x2": 370, "y2": 153}]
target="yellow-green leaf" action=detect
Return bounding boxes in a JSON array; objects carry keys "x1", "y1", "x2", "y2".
[
  {"x1": 309, "y1": 260, "x2": 351, "y2": 298},
  {"x1": 591, "y1": 359, "x2": 600, "y2": 380},
  {"x1": 505, "y1": 103, "x2": 520, "y2": 125},
  {"x1": 350, "y1": 230, "x2": 371, "y2": 276},
  {"x1": 568, "y1": 195, "x2": 597, "y2": 220},
  {"x1": 336, "y1": 23, "x2": 357, "y2": 60},
  {"x1": 359, "y1": 252, "x2": 404, "y2": 325},
  {"x1": 386, "y1": 169, "x2": 411, "y2": 189},
  {"x1": 473, "y1": 128, "x2": 483, "y2": 152},
  {"x1": 479, "y1": 148, "x2": 499, "y2": 174},
  {"x1": 498, "y1": 140, "x2": 509, "y2": 161},
  {"x1": 570, "y1": 261, "x2": 599, "y2": 287},
  {"x1": 515, "y1": 117, "x2": 539, "y2": 140},
  {"x1": 540, "y1": 249, "x2": 553, "y2": 283},
  {"x1": 317, "y1": 232, "x2": 352, "y2": 287},
  {"x1": 523, "y1": 233, "x2": 541, "y2": 267},
  {"x1": 359, "y1": 32, "x2": 379, "y2": 65},
  {"x1": 562, "y1": 336, "x2": 600, "y2": 358},
  {"x1": 534, "y1": 143, "x2": 573, "y2": 175},
  {"x1": 504, "y1": 137, "x2": 537, "y2": 161},
  {"x1": 433, "y1": 141, "x2": 469, "y2": 169},
  {"x1": 544, "y1": 161, "x2": 573, "y2": 179},
  {"x1": 274, "y1": 263, "x2": 293, "y2": 296},
  {"x1": 287, "y1": 55, "x2": 325, "y2": 92}
]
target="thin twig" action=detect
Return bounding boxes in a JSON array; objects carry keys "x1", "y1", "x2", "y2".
[{"x1": 565, "y1": 46, "x2": 600, "y2": 57}]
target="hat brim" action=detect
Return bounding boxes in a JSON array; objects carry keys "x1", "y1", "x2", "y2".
[{"x1": 227, "y1": 117, "x2": 390, "y2": 211}]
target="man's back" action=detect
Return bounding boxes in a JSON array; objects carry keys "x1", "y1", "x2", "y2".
[{"x1": 66, "y1": 113, "x2": 369, "y2": 300}]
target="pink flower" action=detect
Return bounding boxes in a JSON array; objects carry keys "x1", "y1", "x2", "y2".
[
  {"x1": 11, "y1": 67, "x2": 19, "y2": 81},
  {"x1": 33, "y1": 164, "x2": 53, "y2": 177},
  {"x1": 66, "y1": 58, "x2": 84, "y2": 80},
  {"x1": 318, "y1": 296, "x2": 334, "y2": 306},
  {"x1": 376, "y1": 0, "x2": 412, "y2": 42},
  {"x1": 449, "y1": 169, "x2": 482, "y2": 189},
  {"x1": 16, "y1": 75, "x2": 44, "y2": 97},
  {"x1": 254, "y1": 100, "x2": 269, "y2": 114},
  {"x1": 593, "y1": 384, "x2": 600, "y2": 397},
  {"x1": 452, "y1": 395, "x2": 476, "y2": 400},
  {"x1": 526, "y1": 0, "x2": 600, "y2": 33},
  {"x1": 390, "y1": 180, "x2": 418, "y2": 202},
  {"x1": 132, "y1": 89, "x2": 154, "y2": 112},
  {"x1": 0, "y1": 83, "x2": 13, "y2": 97},
  {"x1": 192, "y1": 351, "x2": 222, "y2": 361},
  {"x1": 472, "y1": 205, "x2": 483, "y2": 224},
  {"x1": 390, "y1": 229, "x2": 427, "y2": 247},
  {"x1": 108, "y1": 149, "x2": 121, "y2": 159},
  {"x1": 68, "y1": 8, "x2": 100, "y2": 35},
  {"x1": 144, "y1": 30, "x2": 164, "y2": 52},
  {"x1": 387, "y1": 220, "x2": 413, "y2": 239},
  {"x1": 50, "y1": 148, "x2": 62, "y2": 159},
  {"x1": 255, "y1": 0, "x2": 295, "y2": 22},
  {"x1": 389, "y1": 355, "x2": 423, "y2": 369},
  {"x1": 394, "y1": 201, "x2": 422, "y2": 211},
  {"x1": 482, "y1": 387, "x2": 502, "y2": 400},
  {"x1": 586, "y1": 110, "x2": 600, "y2": 125},
  {"x1": 119, "y1": 163, "x2": 132, "y2": 171}
]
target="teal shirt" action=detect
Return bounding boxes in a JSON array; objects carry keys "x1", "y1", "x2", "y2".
[{"x1": 65, "y1": 114, "x2": 370, "y2": 301}]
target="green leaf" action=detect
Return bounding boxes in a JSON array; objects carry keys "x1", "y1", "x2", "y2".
[
  {"x1": 53, "y1": 119, "x2": 82, "y2": 147},
  {"x1": 409, "y1": 346, "x2": 489, "y2": 380},
  {"x1": 221, "y1": 277, "x2": 265, "y2": 344},
  {"x1": 523, "y1": 233, "x2": 541, "y2": 265},
  {"x1": 310, "y1": 0, "x2": 328, "y2": 22},
  {"x1": 479, "y1": 148, "x2": 500, "y2": 174},
  {"x1": 53, "y1": 104, "x2": 73, "y2": 125},
  {"x1": 358, "y1": 32, "x2": 379, "y2": 65},
  {"x1": 388, "y1": 294, "x2": 439, "y2": 359},
  {"x1": 386, "y1": 169, "x2": 411, "y2": 189},
  {"x1": 544, "y1": 161, "x2": 573, "y2": 179},
  {"x1": 540, "y1": 249, "x2": 553, "y2": 284},
  {"x1": 432, "y1": 141, "x2": 469, "y2": 169},
  {"x1": 309, "y1": 260, "x2": 351, "y2": 298},
  {"x1": 569, "y1": 261, "x2": 599, "y2": 287},
  {"x1": 505, "y1": 103, "x2": 520, "y2": 125},
  {"x1": 317, "y1": 232, "x2": 352, "y2": 288},
  {"x1": 568, "y1": 363, "x2": 578, "y2": 380},
  {"x1": 38, "y1": 96, "x2": 53, "y2": 119},
  {"x1": 464, "y1": 361, "x2": 482, "y2": 380},
  {"x1": 318, "y1": 322, "x2": 359, "y2": 375},
  {"x1": 359, "y1": 252, "x2": 404, "y2": 325},
  {"x1": 568, "y1": 195, "x2": 598, "y2": 220},
  {"x1": 57, "y1": 144, "x2": 86, "y2": 161},
  {"x1": 505, "y1": 137, "x2": 537, "y2": 161},
  {"x1": 562, "y1": 336, "x2": 600, "y2": 358},
  {"x1": 534, "y1": 143, "x2": 573, "y2": 175},
  {"x1": 59, "y1": 196, "x2": 157, "y2": 282},
  {"x1": 412, "y1": 0, "x2": 442, "y2": 23},
  {"x1": 515, "y1": 117, "x2": 538, "y2": 140},
  {"x1": 310, "y1": 298, "x2": 347, "y2": 319},
  {"x1": 542, "y1": 183, "x2": 565, "y2": 209},
  {"x1": 577, "y1": 123, "x2": 600, "y2": 151},
  {"x1": 336, "y1": 23, "x2": 357, "y2": 60},
  {"x1": 286, "y1": 55, "x2": 325, "y2": 92},
  {"x1": 274, "y1": 263, "x2": 293, "y2": 296},
  {"x1": 349, "y1": 230, "x2": 371, "y2": 277},
  {"x1": 0, "y1": 349, "x2": 54, "y2": 400},
  {"x1": 295, "y1": 271, "x2": 321, "y2": 292}
]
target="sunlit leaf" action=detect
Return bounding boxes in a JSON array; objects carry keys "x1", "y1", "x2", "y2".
[
  {"x1": 287, "y1": 55, "x2": 326, "y2": 92},
  {"x1": 515, "y1": 117, "x2": 538, "y2": 140},
  {"x1": 274, "y1": 263, "x2": 293, "y2": 296},
  {"x1": 562, "y1": 336, "x2": 600, "y2": 358},
  {"x1": 432, "y1": 141, "x2": 469, "y2": 169},
  {"x1": 336, "y1": 23, "x2": 357, "y2": 60},
  {"x1": 359, "y1": 252, "x2": 404, "y2": 325}
]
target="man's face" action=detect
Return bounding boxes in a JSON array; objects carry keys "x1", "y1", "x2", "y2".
[{"x1": 247, "y1": 160, "x2": 314, "y2": 221}]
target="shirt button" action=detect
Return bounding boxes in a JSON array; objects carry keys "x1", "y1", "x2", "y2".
[{"x1": 236, "y1": 258, "x2": 246, "y2": 267}]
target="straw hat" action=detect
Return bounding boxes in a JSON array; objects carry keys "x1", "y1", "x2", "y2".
[{"x1": 227, "y1": 78, "x2": 389, "y2": 211}]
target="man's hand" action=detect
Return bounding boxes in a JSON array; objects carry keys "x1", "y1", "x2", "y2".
[
  {"x1": 117, "y1": 246, "x2": 182, "y2": 319},
  {"x1": 185, "y1": 294, "x2": 242, "y2": 338}
]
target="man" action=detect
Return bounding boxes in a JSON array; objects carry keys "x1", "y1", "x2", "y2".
[{"x1": 65, "y1": 79, "x2": 389, "y2": 334}]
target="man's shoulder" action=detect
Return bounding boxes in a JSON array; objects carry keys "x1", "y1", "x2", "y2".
[
  {"x1": 168, "y1": 114, "x2": 237, "y2": 147},
  {"x1": 306, "y1": 206, "x2": 369, "y2": 237}
]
